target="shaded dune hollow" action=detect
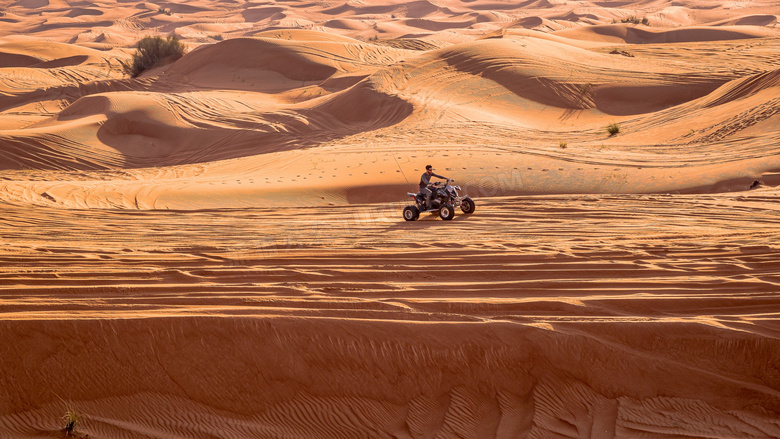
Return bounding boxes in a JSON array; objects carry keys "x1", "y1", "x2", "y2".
[{"x1": 390, "y1": 37, "x2": 729, "y2": 117}]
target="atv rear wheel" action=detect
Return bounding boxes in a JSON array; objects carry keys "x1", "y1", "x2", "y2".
[
  {"x1": 460, "y1": 197, "x2": 475, "y2": 214},
  {"x1": 439, "y1": 203, "x2": 455, "y2": 220},
  {"x1": 403, "y1": 205, "x2": 419, "y2": 221}
]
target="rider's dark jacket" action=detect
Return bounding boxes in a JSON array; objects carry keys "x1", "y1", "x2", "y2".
[{"x1": 420, "y1": 171, "x2": 446, "y2": 189}]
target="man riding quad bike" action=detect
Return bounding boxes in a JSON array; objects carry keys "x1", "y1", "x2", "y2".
[{"x1": 403, "y1": 165, "x2": 475, "y2": 221}]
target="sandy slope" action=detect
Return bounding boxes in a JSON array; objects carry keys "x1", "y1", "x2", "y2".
[
  {"x1": 1, "y1": 0, "x2": 780, "y2": 437},
  {"x1": 1, "y1": 191, "x2": 780, "y2": 437}
]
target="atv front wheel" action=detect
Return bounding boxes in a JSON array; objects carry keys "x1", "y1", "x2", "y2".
[
  {"x1": 460, "y1": 197, "x2": 475, "y2": 214},
  {"x1": 403, "y1": 205, "x2": 420, "y2": 221},
  {"x1": 439, "y1": 203, "x2": 455, "y2": 220}
]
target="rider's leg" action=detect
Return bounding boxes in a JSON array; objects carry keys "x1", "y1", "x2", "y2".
[{"x1": 421, "y1": 187, "x2": 432, "y2": 209}]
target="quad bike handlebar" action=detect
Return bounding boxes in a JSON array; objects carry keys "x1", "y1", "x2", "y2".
[{"x1": 430, "y1": 178, "x2": 453, "y2": 187}]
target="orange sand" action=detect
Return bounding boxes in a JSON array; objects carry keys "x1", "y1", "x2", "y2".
[{"x1": 1, "y1": 0, "x2": 779, "y2": 437}]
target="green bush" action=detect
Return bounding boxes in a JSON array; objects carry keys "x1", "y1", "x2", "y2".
[
  {"x1": 621, "y1": 16, "x2": 650, "y2": 25},
  {"x1": 126, "y1": 35, "x2": 185, "y2": 78},
  {"x1": 607, "y1": 123, "x2": 620, "y2": 136}
]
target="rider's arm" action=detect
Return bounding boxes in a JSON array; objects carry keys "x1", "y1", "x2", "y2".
[{"x1": 432, "y1": 173, "x2": 446, "y2": 180}]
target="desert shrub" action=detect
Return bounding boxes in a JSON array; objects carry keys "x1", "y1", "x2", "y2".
[
  {"x1": 62, "y1": 405, "x2": 78, "y2": 435},
  {"x1": 621, "y1": 16, "x2": 649, "y2": 25},
  {"x1": 559, "y1": 141, "x2": 567, "y2": 149},
  {"x1": 609, "y1": 49, "x2": 634, "y2": 57},
  {"x1": 126, "y1": 35, "x2": 185, "y2": 77},
  {"x1": 607, "y1": 123, "x2": 620, "y2": 136},
  {"x1": 211, "y1": 34, "x2": 224, "y2": 41}
]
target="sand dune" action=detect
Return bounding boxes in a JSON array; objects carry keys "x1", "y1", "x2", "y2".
[
  {"x1": 1, "y1": 0, "x2": 780, "y2": 437},
  {"x1": 1, "y1": 29, "x2": 777, "y2": 204},
  {"x1": 708, "y1": 14, "x2": 779, "y2": 27},
  {"x1": 553, "y1": 23, "x2": 777, "y2": 44},
  {"x1": 1, "y1": 193, "x2": 780, "y2": 436}
]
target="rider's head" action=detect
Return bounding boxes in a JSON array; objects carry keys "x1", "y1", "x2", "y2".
[{"x1": 426, "y1": 164, "x2": 433, "y2": 174}]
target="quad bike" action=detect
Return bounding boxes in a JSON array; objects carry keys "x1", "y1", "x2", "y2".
[{"x1": 403, "y1": 179, "x2": 475, "y2": 221}]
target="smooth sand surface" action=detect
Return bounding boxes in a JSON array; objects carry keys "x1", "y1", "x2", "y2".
[{"x1": 1, "y1": 0, "x2": 779, "y2": 437}]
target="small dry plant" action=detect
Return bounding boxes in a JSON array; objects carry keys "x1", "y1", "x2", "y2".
[
  {"x1": 62, "y1": 408, "x2": 78, "y2": 435},
  {"x1": 56, "y1": 396, "x2": 81, "y2": 437}
]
